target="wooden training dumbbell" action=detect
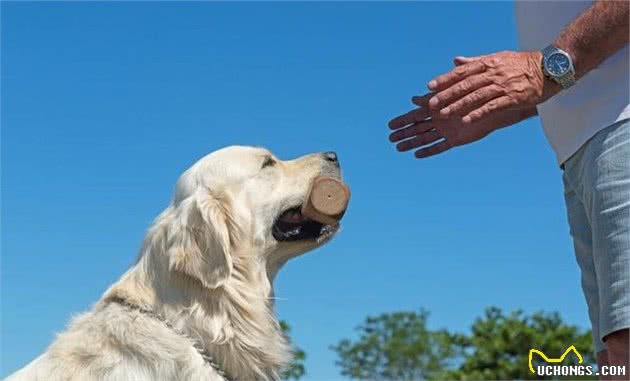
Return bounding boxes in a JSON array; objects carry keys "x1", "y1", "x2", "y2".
[{"x1": 301, "y1": 176, "x2": 350, "y2": 225}]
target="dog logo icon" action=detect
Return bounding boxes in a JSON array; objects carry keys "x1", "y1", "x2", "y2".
[{"x1": 528, "y1": 345, "x2": 583, "y2": 374}]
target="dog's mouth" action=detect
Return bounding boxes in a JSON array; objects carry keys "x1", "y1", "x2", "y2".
[{"x1": 272, "y1": 206, "x2": 336, "y2": 242}]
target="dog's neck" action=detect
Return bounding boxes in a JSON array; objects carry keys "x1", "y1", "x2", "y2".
[{"x1": 103, "y1": 222, "x2": 291, "y2": 381}]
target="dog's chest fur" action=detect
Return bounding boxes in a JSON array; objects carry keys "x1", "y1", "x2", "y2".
[
  {"x1": 28, "y1": 282, "x2": 290, "y2": 381},
  {"x1": 10, "y1": 255, "x2": 293, "y2": 381}
]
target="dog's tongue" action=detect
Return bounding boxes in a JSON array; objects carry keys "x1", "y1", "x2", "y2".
[{"x1": 280, "y1": 210, "x2": 308, "y2": 223}]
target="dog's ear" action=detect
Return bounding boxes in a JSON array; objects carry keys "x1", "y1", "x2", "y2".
[{"x1": 167, "y1": 189, "x2": 235, "y2": 289}]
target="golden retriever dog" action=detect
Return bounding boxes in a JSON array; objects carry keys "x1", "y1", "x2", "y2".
[{"x1": 6, "y1": 146, "x2": 346, "y2": 381}]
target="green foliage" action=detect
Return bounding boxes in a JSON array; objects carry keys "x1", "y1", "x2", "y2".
[
  {"x1": 332, "y1": 307, "x2": 595, "y2": 381},
  {"x1": 330, "y1": 310, "x2": 462, "y2": 380},
  {"x1": 442, "y1": 307, "x2": 595, "y2": 380},
  {"x1": 280, "y1": 320, "x2": 306, "y2": 380}
]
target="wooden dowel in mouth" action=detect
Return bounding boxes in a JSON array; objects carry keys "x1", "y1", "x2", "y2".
[{"x1": 301, "y1": 176, "x2": 350, "y2": 226}]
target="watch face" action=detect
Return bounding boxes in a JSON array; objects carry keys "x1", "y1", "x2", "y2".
[{"x1": 546, "y1": 52, "x2": 571, "y2": 76}]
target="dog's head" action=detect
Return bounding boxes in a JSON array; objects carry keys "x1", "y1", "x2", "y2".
[{"x1": 166, "y1": 146, "x2": 345, "y2": 289}]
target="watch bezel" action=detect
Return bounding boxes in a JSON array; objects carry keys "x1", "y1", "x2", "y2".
[{"x1": 544, "y1": 51, "x2": 572, "y2": 77}]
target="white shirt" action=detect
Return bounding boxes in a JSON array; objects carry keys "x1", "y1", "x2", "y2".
[{"x1": 515, "y1": 1, "x2": 630, "y2": 165}]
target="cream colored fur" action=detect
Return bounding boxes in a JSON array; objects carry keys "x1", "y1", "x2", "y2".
[{"x1": 6, "y1": 146, "x2": 342, "y2": 381}]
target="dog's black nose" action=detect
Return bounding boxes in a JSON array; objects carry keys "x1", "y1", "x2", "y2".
[{"x1": 322, "y1": 151, "x2": 339, "y2": 165}]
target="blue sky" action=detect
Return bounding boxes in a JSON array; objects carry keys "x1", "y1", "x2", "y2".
[{"x1": 2, "y1": 2, "x2": 590, "y2": 379}]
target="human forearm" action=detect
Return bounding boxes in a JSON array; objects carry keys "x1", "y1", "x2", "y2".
[{"x1": 554, "y1": 0, "x2": 629, "y2": 79}]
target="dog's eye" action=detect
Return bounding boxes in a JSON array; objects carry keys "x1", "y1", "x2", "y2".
[{"x1": 261, "y1": 156, "x2": 276, "y2": 169}]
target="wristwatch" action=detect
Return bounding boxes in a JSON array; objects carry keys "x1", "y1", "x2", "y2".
[{"x1": 541, "y1": 45, "x2": 576, "y2": 89}]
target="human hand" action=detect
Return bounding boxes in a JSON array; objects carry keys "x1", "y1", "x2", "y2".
[
  {"x1": 426, "y1": 51, "x2": 557, "y2": 124},
  {"x1": 388, "y1": 94, "x2": 536, "y2": 158}
]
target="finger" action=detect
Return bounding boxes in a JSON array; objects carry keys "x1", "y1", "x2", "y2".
[
  {"x1": 429, "y1": 75, "x2": 492, "y2": 113},
  {"x1": 415, "y1": 140, "x2": 451, "y2": 158},
  {"x1": 411, "y1": 93, "x2": 434, "y2": 107},
  {"x1": 462, "y1": 96, "x2": 515, "y2": 124},
  {"x1": 427, "y1": 61, "x2": 486, "y2": 92},
  {"x1": 389, "y1": 121, "x2": 434, "y2": 142},
  {"x1": 453, "y1": 56, "x2": 474, "y2": 66},
  {"x1": 396, "y1": 130, "x2": 441, "y2": 152},
  {"x1": 441, "y1": 85, "x2": 503, "y2": 117},
  {"x1": 453, "y1": 57, "x2": 466, "y2": 66},
  {"x1": 388, "y1": 107, "x2": 430, "y2": 130},
  {"x1": 453, "y1": 54, "x2": 490, "y2": 65}
]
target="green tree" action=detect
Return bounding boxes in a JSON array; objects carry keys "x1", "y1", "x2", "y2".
[
  {"x1": 443, "y1": 307, "x2": 595, "y2": 380},
  {"x1": 331, "y1": 310, "x2": 462, "y2": 380},
  {"x1": 332, "y1": 307, "x2": 595, "y2": 381},
  {"x1": 280, "y1": 321, "x2": 306, "y2": 380}
]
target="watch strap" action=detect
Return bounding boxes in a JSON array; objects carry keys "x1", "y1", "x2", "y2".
[
  {"x1": 541, "y1": 44, "x2": 557, "y2": 59},
  {"x1": 557, "y1": 73, "x2": 575, "y2": 89}
]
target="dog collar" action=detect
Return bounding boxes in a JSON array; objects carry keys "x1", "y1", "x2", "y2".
[{"x1": 108, "y1": 296, "x2": 236, "y2": 381}]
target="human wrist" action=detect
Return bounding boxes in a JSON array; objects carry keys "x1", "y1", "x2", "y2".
[{"x1": 533, "y1": 50, "x2": 563, "y2": 103}]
